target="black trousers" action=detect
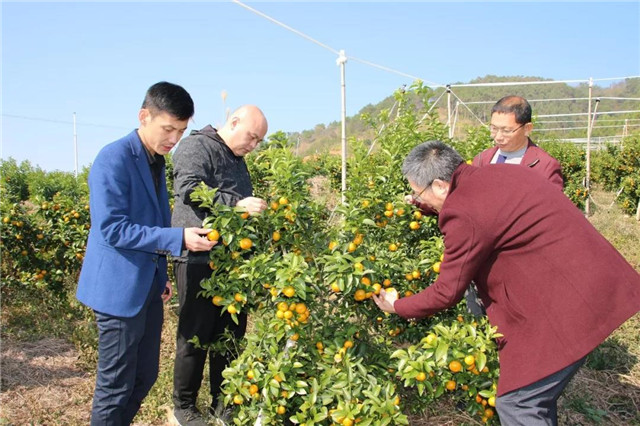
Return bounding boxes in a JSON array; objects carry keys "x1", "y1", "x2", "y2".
[
  {"x1": 172, "y1": 262, "x2": 247, "y2": 411},
  {"x1": 496, "y1": 356, "x2": 586, "y2": 426}
]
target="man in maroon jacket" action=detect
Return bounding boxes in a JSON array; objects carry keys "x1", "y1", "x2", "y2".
[
  {"x1": 374, "y1": 140, "x2": 640, "y2": 425},
  {"x1": 473, "y1": 95, "x2": 563, "y2": 189}
]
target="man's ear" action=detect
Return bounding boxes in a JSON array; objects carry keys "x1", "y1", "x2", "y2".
[
  {"x1": 432, "y1": 179, "x2": 450, "y2": 197},
  {"x1": 524, "y1": 122, "x2": 534, "y2": 137},
  {"x1": 138, "y1": 109, "x2": 151, "y2": 126}
]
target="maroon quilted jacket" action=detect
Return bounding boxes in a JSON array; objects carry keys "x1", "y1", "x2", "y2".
[{"x1": 395, "y1": 163, "x2": 640, "y2": 395}]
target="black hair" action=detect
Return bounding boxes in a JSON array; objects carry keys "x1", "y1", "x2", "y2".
[
  {"x1": 491, "y1": 96, "x2": 532, "y2": 124},
  {"x1": 402, "y1": 141, "x2": 464, "y2": 187},
  {"x1": 141, "y1": 81, "x2": 194, "y2": 121}
]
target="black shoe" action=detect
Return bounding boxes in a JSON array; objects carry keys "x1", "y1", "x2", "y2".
[{"x1": 173, "y1": 406, "x2": 209, "y2": 426}]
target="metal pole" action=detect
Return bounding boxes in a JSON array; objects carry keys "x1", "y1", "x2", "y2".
[
  {"x1": 73, "y1": 112, "x2": 78, "y2": 179},
  {"x1": 585, "y1": 78, "x2": 593, "y2": 215},
  {"x1": 337, "y1": 50, "x2": 348, "y2": 204},
  {"x1": 451, "y1": 101, "x2": 459, "y2": 138},
  {"x1": 590, "y1": 98, "x2": 600, "y2": 149},
  {"x1": 446, "y1": 85, "x2": 452, "y2": 139}
]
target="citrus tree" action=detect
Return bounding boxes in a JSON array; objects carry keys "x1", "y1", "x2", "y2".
[{"x1": 191, "y1": 83, "x2": 502, "y2": 425}]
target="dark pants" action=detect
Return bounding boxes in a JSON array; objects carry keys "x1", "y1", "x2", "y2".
[
  {"x1": 91, "y1": 283, "x2": 163, "y2": 425},
  {"x1": 465, "y1": 282, "x2": 486, "y2": 317},
  {"x1": 172, "y1": 262, "x2": 247, "y2": 411},
  {"x1": 496, "y1": 356, "x2": 586, "y2": 426}
]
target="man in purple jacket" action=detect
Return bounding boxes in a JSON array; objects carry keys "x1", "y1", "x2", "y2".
[
  {"x1": 473, "y1": 95, "x2": 563, "y2": 189},
  {"x1": 374, "y1": 140, "x2": 640, "y2": 425}
]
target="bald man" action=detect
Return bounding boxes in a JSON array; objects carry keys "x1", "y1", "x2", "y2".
[{"x1": 170, "y1": 106, "x2": 268, "y2": 425}]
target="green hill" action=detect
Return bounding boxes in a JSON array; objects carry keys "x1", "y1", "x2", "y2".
[{"x1": 288, "y1": 75, "x2": 640, "y2": 156}]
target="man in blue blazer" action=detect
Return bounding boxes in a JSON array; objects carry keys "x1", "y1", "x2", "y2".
[{"x1": 77, "y1": 81, "x2": 216, "y2": 425}]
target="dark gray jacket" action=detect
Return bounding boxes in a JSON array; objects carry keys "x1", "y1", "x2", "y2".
[{"x1": 171, "y1": 125, "x2": 253, "y2": 262}]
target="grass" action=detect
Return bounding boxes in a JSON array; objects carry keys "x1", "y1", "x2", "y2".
[{"x1": 1, "y1": 185, "x2": 639, "y2": 425}]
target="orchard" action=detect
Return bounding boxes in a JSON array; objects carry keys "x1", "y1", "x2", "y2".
[{"x1": 1, "y1": 83, "x2": 639, "y2": 425}]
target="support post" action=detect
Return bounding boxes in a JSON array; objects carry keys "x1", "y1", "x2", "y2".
[
  {"x1": 73, "y1": 112, "x2": 78, "y2": 179},
  {"x1": 337, "y1": 50, "x2": 348, "y2": 204},
  {"x1": 446, "y1": 85, "x2": 452, "y2": 139},
  {"x1": 585, "y1": 78, "x2": 593, "y2": 215}
]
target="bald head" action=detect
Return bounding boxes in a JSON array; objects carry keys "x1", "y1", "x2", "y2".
[{"x1": 218, "y1": 105, "x2": 268, "y2": 156}]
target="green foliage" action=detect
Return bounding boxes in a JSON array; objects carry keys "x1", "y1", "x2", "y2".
[
  {"x1": 540, "y1": 141, "x2": 589, "y2": 210},
  {"x1": 591, "y1": 135, "x2": 640, "y2": 215}
]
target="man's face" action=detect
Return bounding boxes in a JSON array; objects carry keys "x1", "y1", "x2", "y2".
[
  {"x1": 490, "y1": 112, "x2": 531, "y2": 153},
  {"x1": 138, "y1": 109, "x2": 189, "y2": 155},
  {"x1": 227, "y1": 115, "x2": 268, "y2": 157},
  {"x1": 409, "y1": 179, "x2": 447, "y2": 213}
]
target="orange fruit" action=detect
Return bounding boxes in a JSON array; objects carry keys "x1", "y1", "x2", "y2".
[
  {"x1": 347, "y1": 242, "x2": 357, "y2": 253},
  {"x1": 276, "y1": 405, "x2": 286, "y2": 415},
  {"x1": 354, "y1": 289, "x2": 366, "y2": 301},
  {"x1": 445, "y1": 380, "x2": 456, "y2": 391},
  {"x1": 233, "y1": 394, "x2": 244, "y2": 405},
  {"x1": 343, "y1": 340, "x2": 354, "y2": 349},
  {"x1": 227, "y1": 304, "x2": 238, "y2": 315},
  {"x1": 484, "y1": 408, "x2": 494, "y2": 418},
  {"x1": 212, "y1": 296, "x2": 223, "y2": 306},
  {"x1": 413, "y1": 211, "x2": 423, "y2": 220},
  {"x1": 383, "y1": 210, "x2": 394, "y2": 218},
  {"x1": 294, "y1": 303, "x2": 307, "y2": 314},
  {"x1": 234, "y1": 293, "x2": 245, "y2": 303},
  {"x1": 277, "y1": 301, "x2": 289, "y2": 312},
  {"x1": 249, "y1": 384, "x2": 259, "y2": 395},
  {"x1": 330, "y1": 282, "x2": 341, "y2": 293},
  {"x1": 464, "y1": 355, "x2": 476, "y2": 366},
  {"x1": 372, "y1": 283, "x2": 382, "y2": 295},
  {"x1": 247, "y1": 370, "x2": 255, "y2": 380},
  {"x1": 409, "y1": 221, "x2": 420, "y2": 230},
  {"x1": 206, "y1": 229, "x2": 220, "y2": 241},
  {"x1": 240, "y1": 211, "x2": 250, "y2": 219},
  {"x1": 388, "y1": 243, "x2": 398, "y2": 252},
  {"x1": 416, "y1": 372, "x2": 427, "y2": 382},
  {"x1": 383, "y1": 278, "x2": 391, "y2": 287},
  {"x1": 270, "y1": 201, "x2": 279, "y2": 210},
  {"x1": 239, "y1": 237, "x2": 253, "y2": 250},
  {"x1": 361, "y1": 276, "x2": 371, "y2": 286},
  {"x1": 432, "y1": 261, "x2": 441, "y2": 273},
  {"x1": 488, "y1": 396, "x2": 496, "y2": 407},
  {"x1": 449, "y1": 360, "x2": 463, "y2": 373},
  {"x1": 329, "y1": 241, "x2": 338, "y2": 250},
  {"x1": 385, "y1": 202, "x2": 394, "y2": 211},
  {"x1": 278, "y1": 196, "x2": 289, "y2": 205},
  {"x1": 272, "y1": 231, "x2": 281, "y2": 241},
  {"x1": 354, "y1": 262, "x2": 364, "y2": 271},
  {"x1": 283, "y1": 286, "x2": 295, "y2": 298}
]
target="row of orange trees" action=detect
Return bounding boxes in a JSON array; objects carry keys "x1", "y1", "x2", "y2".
[{"x1": 1, "y1": 82, "x2": 637, "y2": 425}]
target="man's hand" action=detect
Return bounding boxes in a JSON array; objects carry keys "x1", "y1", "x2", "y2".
[
  {"x1": 184, "y1": 228, "x2": 217, "y2": 252},
  {"x1": 236, "y1": 196, "x2": 267, "y2": 216},
  {"x1": 373, "y1": 288, "x2": 398, "y2": 314},
  {"x1": 162, "y1": 281, "x2": 173, "y2": 303}
]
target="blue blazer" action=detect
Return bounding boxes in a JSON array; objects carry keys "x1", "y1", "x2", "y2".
[{"x1": 76, "y1": 130, "x2": 183, "y2": 317}]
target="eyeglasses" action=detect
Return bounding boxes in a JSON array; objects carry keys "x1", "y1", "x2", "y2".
[
  {"x1": 411, "y1": 182, "x2": 432, "y2": 202},
  {"x1": 489, "y1": 123, "x2": 525, "y2": 136}
]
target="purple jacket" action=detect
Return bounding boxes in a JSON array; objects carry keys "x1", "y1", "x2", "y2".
[{"x1": 395, "y1": 163, "x2": 640, "y2": 395}]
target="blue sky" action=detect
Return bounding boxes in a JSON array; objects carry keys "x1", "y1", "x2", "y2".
[{"x1": 2, "y1": 1, "x2": 639, "y2": 172}]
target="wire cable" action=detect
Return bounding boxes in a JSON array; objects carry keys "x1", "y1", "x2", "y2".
[{"x1": 2, "y1": 113, "x2": 129, "y2": 130}]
